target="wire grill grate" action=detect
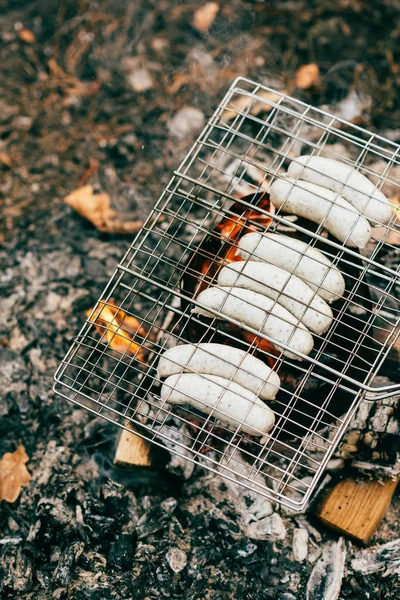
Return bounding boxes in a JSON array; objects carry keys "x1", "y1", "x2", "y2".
[{"x1": 54, "y1": 78, "x2": 400, "y2": 510}]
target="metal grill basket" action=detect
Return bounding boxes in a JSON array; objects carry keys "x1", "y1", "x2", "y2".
[{"x1": 54, "y1": 77, "x2": 400, "y2": 511}]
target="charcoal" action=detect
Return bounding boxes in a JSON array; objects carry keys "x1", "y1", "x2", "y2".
[
  {"x1": 108, "y1": 533, "x2": 136, "y2": 570},
  {"x1": 306, "y1": 538, "x2": 346, "y2": 600},
  {"x1": 71, "y1": 587, "x2": 117, "y2": 600},
  {"x1": 136, "y1": 498, "x2": 177, "y2": 540},
  {"x1": 54, "y1": 542, "x2": 84, "y2": 586}
]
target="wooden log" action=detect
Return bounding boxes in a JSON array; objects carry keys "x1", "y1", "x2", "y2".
[
  {"x1": 114, "y1": 421, "x2": 153, "y2": 468},
  {"x1": 314, "y1": 475, "x2": 399, "y2": 544}
]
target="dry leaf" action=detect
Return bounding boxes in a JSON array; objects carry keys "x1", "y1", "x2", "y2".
[
  {"x1": 18, "y1": 29, "x2": 36, "y2": 44},
  {"x1": 222, "y1": 90, "x2": 284, "y2": 122},
  {"x1": 0, "y1": 152, "x2": 12, "y2": 168},
  {"x1": 167, "y1": 72, "x2": 189, "y2": 95},
  {"x1": 0, "y1": 445, "x2": 31, "y2": 503},
  {"x1": 64, "y1": 185, "x2": 142, "y2": 234},
  {"x1": 193, "y1": 2, "x2": 219, "y2": 32},
  {"x1": 295, "y1": 64, "x2": 320, "y2": 89}
]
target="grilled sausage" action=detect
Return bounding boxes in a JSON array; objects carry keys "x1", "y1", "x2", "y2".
[
  {"x1": 237, "y1": 232, "x2": 345, "y2": 302},
  {"x1": 270, "y1": 178, "x2": 371, "y2": 248},
  {"x1": 161, "y1": 373, "x2": 275, "y2": 436},
  {"x1": 288, "y1": 155, "x2": 393, "y2": 226},
  {"x1": 158, "y1": 343, "x2": 281, "y2": 400}
]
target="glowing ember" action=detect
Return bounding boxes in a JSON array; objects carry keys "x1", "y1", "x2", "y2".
[{"x1": 87, "y1": 300, "x2": 147, "y2": 361}]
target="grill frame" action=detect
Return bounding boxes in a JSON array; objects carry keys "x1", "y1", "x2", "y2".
[{"x1": 54, "y1": 77, "x2": 400, "y2": 510}]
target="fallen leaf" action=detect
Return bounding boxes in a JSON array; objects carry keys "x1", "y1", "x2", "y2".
[
  {"x1": 166, "y1": 72, "x2": 189, "y2": 95},
  {"x1": 65, "y1": 80, "x2": 100, "y2": 99},
  {"x1": 18, "y1": 29, "x2": 36, "y2": 44},
  {"x1": 0, "y1": 445, "x2": 31, "y2": 503},
  {"x1": 222, "y1": 90, "x2": 284, "y2": 122},
  {"x1": 295, "y1": 63, "x2": 320, "y2": 89},
  {"x1": 64, "y1": 184, "x2": 142, "y2": 234},
  {"x1": 0, "y1": 152, "x2": 12, "y2": 168},
  {"x1": 193, "y1": 2, "x2": 219, "y2": 32}
]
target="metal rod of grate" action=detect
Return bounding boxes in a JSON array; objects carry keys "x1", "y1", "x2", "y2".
[{"x1": 54, "y1": 78, "x2": 400, "y2": 510}]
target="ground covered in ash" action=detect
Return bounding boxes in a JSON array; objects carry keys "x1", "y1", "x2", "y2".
[{"x1": 1, "y1": 1, "x2": 399, "y2": 598}]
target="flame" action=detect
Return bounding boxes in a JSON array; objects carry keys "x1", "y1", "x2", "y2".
[{"x1": 87, "y1": 300, "x2": 147, "y2": 361}]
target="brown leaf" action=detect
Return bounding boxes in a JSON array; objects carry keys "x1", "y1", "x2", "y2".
[
  {"x1": 0, "y1": 152, "x2": 12, "y2": 168},
  {"x1": 0, "y1": 445, "x2": 31, "y2": 503},
  {"x1": 18, "y1": 29, "x2": 36, "y2": 44},
  {"x1": 222, "y1": 90, "x2": 284, "y2": 122},
  {"x1": 64, "y1": 185, "x2": 142, "y2": 234},
  {"x1": 193, "y1": 2, "x2": 219, "y2": 32},
  {"x1": 166, "y1": 72, "x2": 189, "y2": 95},
  {"x1": 295, "y1": 64, "x2": 320, "y2": 89}
]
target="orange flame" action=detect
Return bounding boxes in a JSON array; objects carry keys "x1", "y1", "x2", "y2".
[{"x1": 87, "y1": 300, "x2": 147, "y2": 361}]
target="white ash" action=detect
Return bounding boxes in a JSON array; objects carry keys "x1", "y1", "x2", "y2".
[
  {"x1": 167, "y1": 107, "x2": 205, "y2": 141},
  {"x1": 292, "y1": 528, "x2": 309, "y2": 562},
  {"x1": 352, "y1": 460, "x2": 400, "y2": 478},
  {"x1": 306, "y1": 537, "x2": 347, "y2": 600},
  {"x1": 351, "y1": 539, "x2": 400, "y2": 577},
  {"x1": 321, "y1": 89, "x2": 372, "y2": 123},
  {"x1": 194, "y1": 447, "x2": 289, "y2": 541},
  {"x1": 166, "y1": 547, "x2": 187, "y2": 573},
  {"x1": 222, "y1": 157, "x2": 271, "y2": 196},
  {"x1": 244, "y1": 512, "x2": 286, "y2": 541},
  {"x1": 280, "y1": 476, "x2": 315, "y2": 516},
  {"x1": 299, "y1": 519, "x2": 323, "y2": 544},
  {"x1": 153, "y1": 421, "x2": 195, "y2": 480}
]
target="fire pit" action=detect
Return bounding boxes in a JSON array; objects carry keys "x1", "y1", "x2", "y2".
[{"x1": 54, "y1": 79, "x2": 400, "y2": 511}]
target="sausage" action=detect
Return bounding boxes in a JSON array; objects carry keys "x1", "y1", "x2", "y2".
[
  {"x1": 161, "y1": 373, "x2": 275, "y2": 436},
  {"x1": 158, "y1": 343, "x2": 281, "y2": 400},
  {"x1": 237, "y1": 232, "x2": 345, "y2": 303},
  {"x1": 217, "y1": 261, "x2": 333, "y2": 334},
  {"x1": 193, "y1": 286, "x2": 314, "y2": 360},
  {"x1": 270, "y1": 177, "x2": 371, "y2": 248},
  {"x1": 287, "y1": 155, "x2": 393, "y2": 226}
]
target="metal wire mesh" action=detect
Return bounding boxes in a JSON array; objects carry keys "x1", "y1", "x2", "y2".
[{"x1": 54, "y1": 77, "x2": 400, "y2": 510}]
